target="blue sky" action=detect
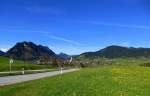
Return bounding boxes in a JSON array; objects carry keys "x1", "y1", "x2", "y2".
[{"x1": 0, "y1": 0, "x2": 150, "y2": 55}]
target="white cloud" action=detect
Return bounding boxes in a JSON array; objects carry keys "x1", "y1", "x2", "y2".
[
  {"x1": 0, "y1": 29, "x2": 81, "y2": 46},
  {"x1": 48, "y1": 35, "x2": 81, "y2": 46},
  {"x1": 0, "y1": 48, "x2": 8, "y2": 52},
  {"x1": 120, "y1": 42, "x2": 131, "y2": 47}
]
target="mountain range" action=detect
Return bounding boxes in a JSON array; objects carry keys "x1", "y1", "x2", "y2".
[
  {"x1": 2, "y1": 42, "x2": 150, "y2": 63},
  {"x1": 5, "y1": 42, "x2": 57, "y2": 63},
  {"x1": 3, "y1": 41, "x2": 72, "y2": 64},
  {"x1": 77, "y1": 45, "x2": 150, "y2": 59},
  {"x1": 58, "y1": 53, "x2": 71, "y2": 61},
  {"x1": 0, "y1": 50, "x2": 5, "y2": 56}
]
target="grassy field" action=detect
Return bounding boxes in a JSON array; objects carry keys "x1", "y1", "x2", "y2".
[
  {"x1": 1, "y1": 66, "x2": 150, "y2": 96},
  {"x1": 110, "y1": 58, "x2": 150, "y2": 66},
  {"x1": 0, "y1": 56, "x2": 52, "y2": 72}
]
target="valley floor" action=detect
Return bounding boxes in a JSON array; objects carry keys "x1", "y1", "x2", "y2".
[{"x1": 0, "y1": 66, "x2": 150, "y2": 96}]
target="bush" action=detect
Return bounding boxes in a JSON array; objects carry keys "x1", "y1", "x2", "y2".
[{"x1": 140, "y1": 62, "x2": 150, "y2": 67}]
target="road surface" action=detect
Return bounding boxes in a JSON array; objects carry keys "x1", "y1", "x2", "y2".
[
  {"x1": 0, "y1": 69, "x2": 55, "y2": 74},
  {"x1": 0, "y1": 69, "x2": 79, "y2": 86}
]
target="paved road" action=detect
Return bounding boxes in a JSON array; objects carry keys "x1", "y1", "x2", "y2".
[
  {"x1": 0, "y1": 69, "x2": 55, "y2": 74},
  {"x1": 0, "y1": 69, "x2": 79, "y2": 86}
]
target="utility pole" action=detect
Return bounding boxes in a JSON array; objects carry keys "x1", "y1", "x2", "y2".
[{"x1": 23, "y1": 43, "x2": 27, "y2": 75}]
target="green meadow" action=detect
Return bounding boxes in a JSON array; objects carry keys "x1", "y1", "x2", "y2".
[
  {"x1": 1, "y1": 66, "x2": 150, "y2": 96},
  {"x1": 110, "y1": 58, "x2": 150, "y2": 66},
  {"x1": 0, "y1": 56, "x2": 52, "y2": 72}
]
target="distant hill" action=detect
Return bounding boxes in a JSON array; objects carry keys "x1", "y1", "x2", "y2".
[
  {"x1": 58, "y1": 53, "x2": 71, "y2": 61},
  {"x1": 5, "y1": 41, "x2": 57, "y2": 63},
  {"x1": 0, "y1": 50, "x2": 5, "y2": 56},
  {"x1": 77, "y1": 45, "x2": 150, "y2": 59}
]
